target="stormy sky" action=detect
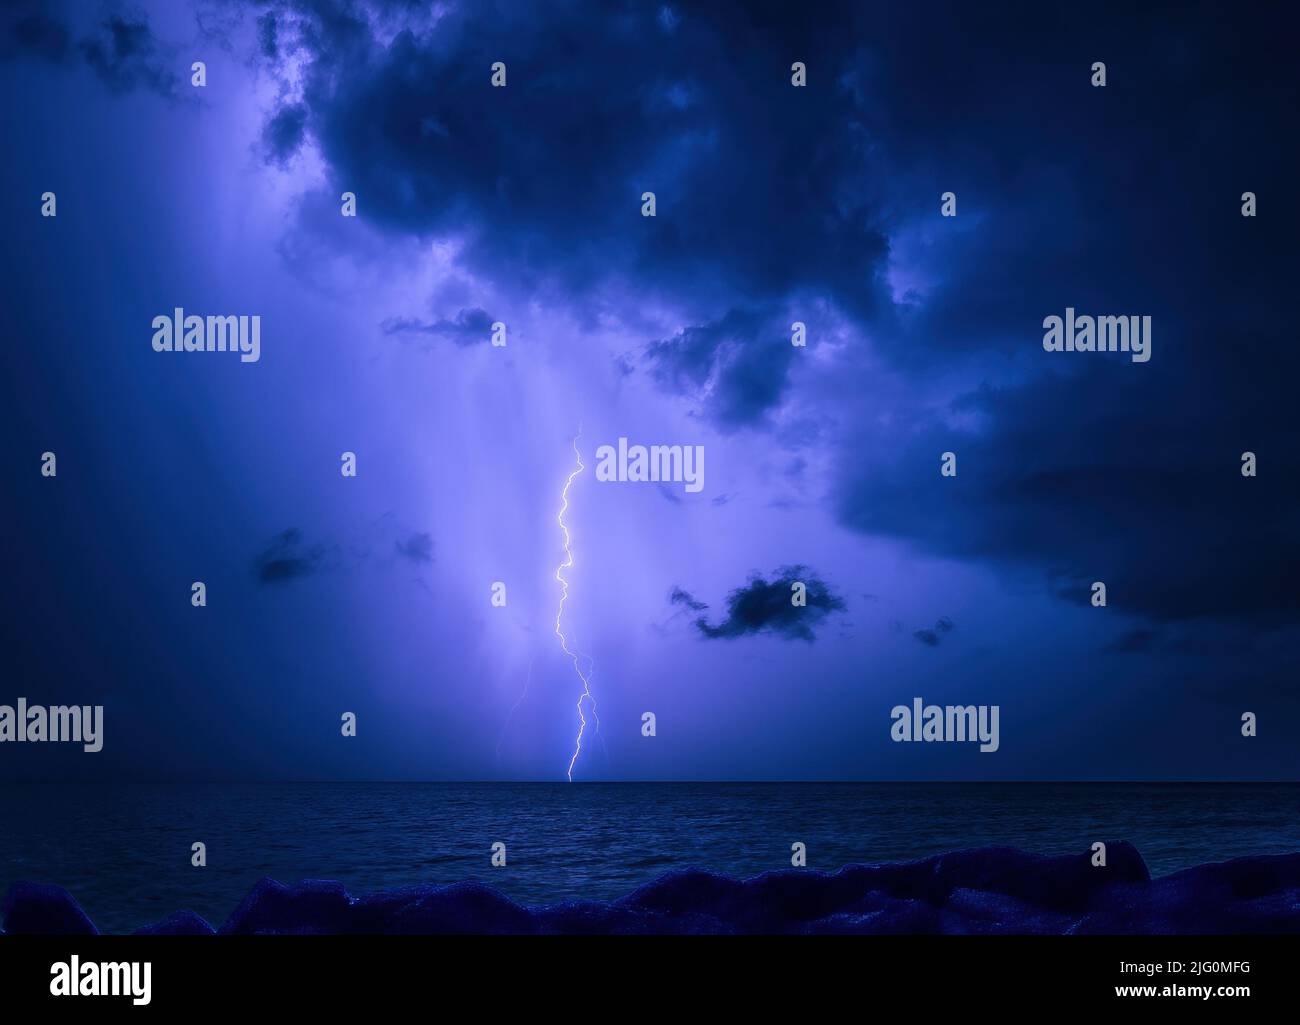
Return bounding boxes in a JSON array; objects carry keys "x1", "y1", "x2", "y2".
[{"x1": 1, "y1": 0, "x2": 1297, "y2": 781}]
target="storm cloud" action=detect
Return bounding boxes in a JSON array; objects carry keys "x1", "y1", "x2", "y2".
[{"x1": 675, "y1": 566, "x2": 846, "y2": 642}]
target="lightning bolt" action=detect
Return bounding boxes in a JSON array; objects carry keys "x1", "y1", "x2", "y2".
[{"x1": 555, "y1": 429, "x2": 598, "y2": 782}]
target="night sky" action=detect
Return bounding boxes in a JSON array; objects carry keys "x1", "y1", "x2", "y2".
[{"x1": 2, "y1": 0, "x2": 1297, "y2": 781}]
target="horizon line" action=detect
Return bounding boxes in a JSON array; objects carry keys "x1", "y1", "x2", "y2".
[{"x1": 5, "y1": 778, "x2": 1298, "y2": 786}]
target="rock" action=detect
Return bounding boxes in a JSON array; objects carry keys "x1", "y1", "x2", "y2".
[
  {"x1": 220, "y1": 878, "x2": 352, "y2": 935},
  {"x1": 349, "y1": 880, "x2": 537, "y2": 935},
  {"x1": 922, "y1": 841, "x2": 1149, "y2": 911},
  {"x1": 9, "y1": 844, "x2": 1300, "y2": 935},
  {"x1": 134, "y1": 910, "x2": 216, "y2": 935},
  {"x1": 1, "y1": 882, "x2": 98, "y2": 935}
]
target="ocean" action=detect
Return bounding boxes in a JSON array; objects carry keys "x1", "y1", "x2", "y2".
[{"x1": 3, "y1": 782, "x2": 1298, "y2": 934}]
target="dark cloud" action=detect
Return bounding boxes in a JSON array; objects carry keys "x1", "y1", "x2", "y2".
[
  {"x1": 263, "y1": 103, "x2": 307, "y2": 165},
  {"x1": 254, "y1": 528, "x2": 342, "y2": 584},
  {"x1": 255, "y1": 519, "x2": 434, "y2": 584},
  {"x1": 3, "y1": 6, "x2": 185, "y2": 99},
  {"x1": 644, "y1": 308, "x2": 797, "y2": 429},
  {"x1": 381, "y1": 307, "x2": 493, "y2": 348},
  {"x1": 257, "y1": 0, "x2": 1300, "y2": 634},
  {"x1": 4, "y1": 13, "x2": 70, "y2": 62},
  {"x1": 394, "y1": 531, "x2": 433, "y2": 564},
  {"x1": 257, "y1": 11, "x2": 279, "y2": 59},
  {"x1": 913, "y1": 617, "x2": 954, "y2": 647},
  {"x1": 253, "y1": 1, "x2": 893, "y2": 332},
  {"x1": 668, "y1": 586, "x2": 708, "y2": 613},
  {"x1": 824, "y1": 4, "x2": 1300, "y2": 631},
  {"x1": 78, "y1": 15, "x2": 178, "y2": 97},
  {"x1": 837, "y1": 342, "x2": 1300, "y2": 626},
  {"x1": 681, "y1": 566, "x2": 845, "y2": 642}
]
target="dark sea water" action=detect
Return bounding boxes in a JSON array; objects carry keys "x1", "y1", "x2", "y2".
[{"x1": 2, "y1": 782, "x2": 1298, "y2": 934}]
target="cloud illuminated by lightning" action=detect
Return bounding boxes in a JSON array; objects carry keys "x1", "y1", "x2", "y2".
[{"x1": 555, "y1": 429, "x2": 598, "y2": 781}]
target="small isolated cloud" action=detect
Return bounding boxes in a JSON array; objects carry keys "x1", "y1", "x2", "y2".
[
  {"x1": 678, "y1": 565, "x2": 845, "y2": 642},
  {"x1": 381, "y1": 307, "x2": 494, "y2": 348},
  {"x1": 913, "y1": 617, "x2": 955, "y2": 647},
  {"x1": 394, "y1": 531, "x2": 433, "y2": 564},
  {"x1": 256, "y1": 517, "x2": 435, "y2": 584},
  {"x1": 668, "y1": 585, "x2": 708, "y2": 612},
  {"x1": 254, "y1": 528, "x2": 341, "y2": 584}
]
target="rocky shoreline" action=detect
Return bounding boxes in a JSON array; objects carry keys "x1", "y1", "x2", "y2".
[{"x1": 4, "y1": 842, "x2": 1299, "y2": 935}]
